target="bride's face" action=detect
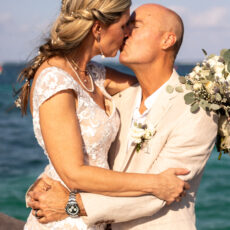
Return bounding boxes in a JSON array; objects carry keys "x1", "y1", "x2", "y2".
[{"x1": 99, "y1": 9, "x2": 130, "y2": 57}]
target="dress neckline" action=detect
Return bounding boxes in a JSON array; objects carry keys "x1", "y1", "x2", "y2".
[{"x1": 35, "y1": 66, "x2": 116, "y2": 119}]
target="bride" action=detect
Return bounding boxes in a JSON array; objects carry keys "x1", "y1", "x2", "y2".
[{"x1": 17, "y1": 0, "x2": 189, "y2": 229}]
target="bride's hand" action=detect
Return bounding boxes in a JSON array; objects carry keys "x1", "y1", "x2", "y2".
[
  {"x1": 153, "y1": 168, "x2": 190, "y2": 205},
  {"x1": 27, "y1": 176, "x2": 87, "y2": 224}
]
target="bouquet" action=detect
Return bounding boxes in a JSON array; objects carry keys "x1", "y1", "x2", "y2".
[{"x1": 167, "y1": 49, "x2": 230, "y2": 159}]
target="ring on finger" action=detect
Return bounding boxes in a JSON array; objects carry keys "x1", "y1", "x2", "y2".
[
  {"x1": 35, "y1": 209, "x2": 42, "y2": 219},
  {"x1": 35, "y1": 209, "x2": 39, "y2": 218}
]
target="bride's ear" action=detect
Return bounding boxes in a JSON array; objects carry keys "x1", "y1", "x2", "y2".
[
  {"x1": 92, "y1": 21, "x2": 102, "y2": 40},
  {"x1": 161, "y1": 32, "x2": 177, "y2": 50}
]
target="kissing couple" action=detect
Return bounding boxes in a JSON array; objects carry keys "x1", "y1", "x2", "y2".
[{"x1": 17, "y1": 0, "x2": 217, "y2": 229}]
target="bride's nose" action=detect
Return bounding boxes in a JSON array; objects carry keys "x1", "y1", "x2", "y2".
[{"x1": 124, "y1": 24, "x2": 131, "y2": 38}]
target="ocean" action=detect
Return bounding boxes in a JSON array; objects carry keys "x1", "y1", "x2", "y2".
[{"x1": 0, "y1": 62, "x2": 230, "y2": 230}]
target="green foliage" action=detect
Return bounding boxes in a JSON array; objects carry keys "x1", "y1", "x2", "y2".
[
  {"x1": 210, "y1": 104, "x2": 221, "y2": 110},
  {"x1": 191, "y1": 103, "x2": 200, "y2": 113},
  {"x1": 179, "y1": 76, "x2": 186, "y2": 84},
  {"x1": 184, "y1": 92, "x2": 196, "y2": 105},
  {"x1": 223, "y1": 50, "x2": 230, "y2": 63},
  {"x1": 175, "y1": 86, "x2": 184, "y2": 93},
  {"x1": 202, "y1": 49, "x2": 208, "y2": 56},
  {"x1": 200, "y1": 99, "x2": 209, "y2": 110},
  {"x1": 216, "y1": 93, "x2": 222, "y2": 102},
  {"x1": 166, "y1": 85, "x2": 174, "y2": 94},
  {"x1": 220, "y1": 49, "x2": 228, "y2": 57},
  {"x1": 185, "y1": 83, "x2": 193, "y2": 90},
  {"x1": 227, "y1": 62, "x2": 230, "y2": 73}
]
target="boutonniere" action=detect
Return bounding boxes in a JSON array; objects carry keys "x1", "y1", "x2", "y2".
[
  {"x1": 130, "y1": 122, "x2": 156, "y2": 152},
  {"x1": 167, "y1": 49, "x2": 230, "y2": 159}
]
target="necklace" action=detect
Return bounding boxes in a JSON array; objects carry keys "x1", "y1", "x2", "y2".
[
  {"x1": 71, "y1": 58, "x2": 88, "y2": 74},
  {"x1": 66, "y1": 57, "x2": 95, "y2": 93}
]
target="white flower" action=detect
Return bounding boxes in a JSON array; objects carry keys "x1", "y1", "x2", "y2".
[
  {"x1": 213, "y1": 62, "x2": 225, "y2": 74},
  {"x1": 144, "y1": 128, "x2": 156, "y2": 140},
  {"x1": 215, "y1": 72, "x2": 223, "y2": 80},
  {"x1": 207, "y1": 55, "x2": 220, "y2": 67},
  {"x1": 130, "y1": 123, "x2": 156, "y2": 151},
  {"x1": 200, "y1": 70, "x2": 211, "y2": 78},
  {"x1": 130, "y1": 126, "x2": 146, "y2": 144},
  {"x1": 205, "y1": 81, "x2": 215, "y2": 94},
  {"x1": 188, "y1": 71, "x2": 196, "y2": 79},
  {"x1": 193, "y1": 83, "x2": 203, "y2": 91},
  {"x1": 194, "y1": 66, "x2": 202, "y2": 73}
]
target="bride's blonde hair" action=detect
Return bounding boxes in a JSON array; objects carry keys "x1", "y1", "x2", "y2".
[{"x1": 17, "y1": 0, "x2": 131, "y2": 115}]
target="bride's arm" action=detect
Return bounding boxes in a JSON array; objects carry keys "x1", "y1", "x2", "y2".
[
  {"x1": 104, "y1": 66, "x2": 137, "y2": 95},
  {"x1": 39, "y1": 89, "x2": 186, "y2": 197}
]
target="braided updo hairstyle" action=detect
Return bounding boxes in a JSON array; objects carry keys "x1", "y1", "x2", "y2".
[{"x1": 17, "y1": 0, "x2": 131, "y2": 115}]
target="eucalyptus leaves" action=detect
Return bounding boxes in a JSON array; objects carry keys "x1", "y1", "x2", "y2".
[{"x1": 167, "y1": 49, "x2": 230, "y2": 158}]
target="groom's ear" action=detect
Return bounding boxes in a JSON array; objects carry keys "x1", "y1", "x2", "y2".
[{"x1": 161, "y1": 32, "x2": 177, "y2": 50}]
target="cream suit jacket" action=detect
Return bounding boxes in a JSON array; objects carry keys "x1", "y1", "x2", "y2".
[{"x1": 81, "y1": 70, "x2": 218, "y2": 230}]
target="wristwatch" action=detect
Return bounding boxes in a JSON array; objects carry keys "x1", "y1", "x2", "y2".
[{"x1": 65, "y1": 191, "x2": 80, "y2": 217}]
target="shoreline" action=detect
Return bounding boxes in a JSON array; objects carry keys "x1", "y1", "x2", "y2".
[{"x1": 0, "y1": 212, "x2": 25, "y2": 230}]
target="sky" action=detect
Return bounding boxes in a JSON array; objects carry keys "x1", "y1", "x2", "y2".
[{"x1": 0, "y1": 0, "x2": 230, "y2": 64}]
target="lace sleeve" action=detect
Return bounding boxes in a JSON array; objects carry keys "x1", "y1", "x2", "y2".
[
  {"x1": 34, "y1": 67, "x2": 78, "y2": 109},
  {"x1": 88, "y1": 61, "x2": 106, "y2": 88}
]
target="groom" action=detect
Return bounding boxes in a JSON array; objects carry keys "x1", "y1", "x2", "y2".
[{"x1": 28, "y1": 4, "x2": 218, "y2": 229}]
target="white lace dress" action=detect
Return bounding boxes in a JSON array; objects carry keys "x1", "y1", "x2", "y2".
[{"x1": 24, "y1": 62, "x2": 120, "y2": 230}]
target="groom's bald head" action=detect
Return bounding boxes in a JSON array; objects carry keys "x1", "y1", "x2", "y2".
[{"x1": 138, "y1": 4, "x2": 184, "y2": 57}]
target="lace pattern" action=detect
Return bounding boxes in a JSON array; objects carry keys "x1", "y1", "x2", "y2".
[{"x1": 24, "y1": 62, "x2": 120, "y2": 230}]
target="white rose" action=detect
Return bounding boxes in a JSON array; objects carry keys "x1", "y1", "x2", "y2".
[
  {"x1": 194, "y1": 66, "x2": 202, "y2": 73},
  {"x1": 205, "y1": 81, "x2": 215, "y2": 94},
  {"x1": 143, "y1": 128, "x2": 156, "y2": 140},
  {"x1": 200, "y1": 70, "x2": 210, "y2": 78},
  {"x1": 188, "y1": 71, "x2": 198, "y2": 83},
  {"x1": 213, "y1": 63, "x2": 225, "y2": 74},
  {"x1": 193, "y1": 83, "x2": 202, "y2": 91},
  {"x1": 207, "y1": 56, "x2": 220, "y2": 67},
  {"x1": 215, "y1": 72, "x2": 223, "y2": 80},
  {"x1": 130, "y1": 126, "x2": 145, "y2": 144}
]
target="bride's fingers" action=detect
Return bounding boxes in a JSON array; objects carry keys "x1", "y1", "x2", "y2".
[
  {"x1": 29, "y1": 191, "x2": 43, "y2": 201},
  {"x1": 38, "y1": 216, "x2": 49, "y2": 224},
  {"x1": 32, "y1": 209, "x2": 43, "y2": 218},
  {"x1": 28, "y1": 200, "x2": 40, "y2": 210}
]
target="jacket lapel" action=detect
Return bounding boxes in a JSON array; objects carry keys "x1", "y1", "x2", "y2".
[
  {"x1": 121, "y1": 70, "x2": 181, "y2": 171},
  {"x1": 112, "y1": 84, "x2": 141, "y2": 171}
]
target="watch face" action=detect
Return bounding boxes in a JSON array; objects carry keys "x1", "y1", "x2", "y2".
[{"x1": 66, "y1": 203, "x2": 79, "y2": 217}]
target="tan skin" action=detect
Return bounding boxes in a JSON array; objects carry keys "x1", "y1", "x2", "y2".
[{"x1": 28, "y1": 7, "x2": 190, "y2": 224}]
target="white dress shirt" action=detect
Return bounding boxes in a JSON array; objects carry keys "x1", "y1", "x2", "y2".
[{"x1": 128, "y1": 81, "x2": 168, "y2": 149}]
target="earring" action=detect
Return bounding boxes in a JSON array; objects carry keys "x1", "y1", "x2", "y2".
[{"x1": 97, "y1": 35, "x2": 105, "y2": 59}]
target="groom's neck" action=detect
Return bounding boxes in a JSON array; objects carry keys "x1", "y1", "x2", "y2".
[{"x1": 133, "y1": 62, "x2": 173, "y2": 102}]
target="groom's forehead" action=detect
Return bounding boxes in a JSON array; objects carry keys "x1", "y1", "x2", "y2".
[{"x1": 129, "y1": 11, "x2": 144, "y2": 24}]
